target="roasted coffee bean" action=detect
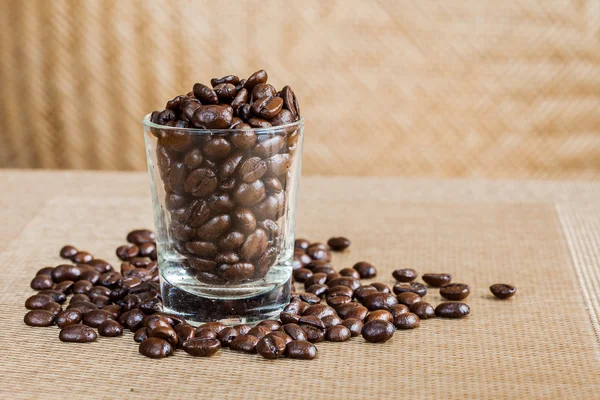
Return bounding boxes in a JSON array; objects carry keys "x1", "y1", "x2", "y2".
[
  {"x1": 173, "y1": 324, "x2": 195, "y2": 347},
  {"x1": 102, "y1": 305, "x2": 122, "y2": 319},
  {"x1": 268, "y1": 331, "x2": 292, "y2": 345},
  {"x1": 251, "y1": 83, "x2": 277, "y2": 100},
  {"x1": 87, "y1": 259, "x2": 113, "y2": 274},
  {"x1": 230, "y1": 123, "x2": 257, "y2": 149},
  {"x1": 72, "y1": 251, "x2": 93, "y2": 264},
  {"x1": 322, "y1": 314, "x2": 343, "y2": 329},
  {"x1": 253, "y1": 135, "x2": 285, "y2": 159},
  {"x1": 192, "y1": 105, "x2": 233, "y2": 129},
  {"x1": 286, "y1": 340, "x2": 317, "y2": 360},
  {"x1": 365, "y1": 310, "x2": 394, "y2": 323},
  {"x1": 327, "y1": 277, "x2": 360, "y2": 291},
  {"x1": 197, "y1": 322, "x2": 226, "y2": 334},
  {"x1": 393, "y1": 282, "x2": 428, "y2": 297},
  {"x1": 184, "y1": 168, "x2": 217, "y2": 197},
  {"x1": 280, "y1": 86, "x2": 300, "y2": 118},
  {"x1": 51, "y1": 264, "x2": 81, "y2": 283},
  {"x1": 24, "y1": 310, "x2": 55, "y2": 327},
  {"x1": 295, "y1": 239, "x2": 310, "y2": 250},
  {"x1": 98, "y1": 320, "x2": 124, "y2": 337},
  {"x1": 127, "y1": 229, "x2": 155, "y2": 245},
  {"x1": 252, "y1": 96, "x2": 283, "y2": 119},
  {"x1": 435, "y1": 302, "x2": 470, "y2": 318},
  {"x1": 193, "y1": 83, "x2": 218, "y2": 104},
  {"x1": 231, "y1": 88, "x2": 248, "y2": 109},
  {"x1": 422, "y1": 273, "x2": 452, "y2": 287},
  {"x1": 362, "y1": 293, "x2": 399, "y2": 311},
  {"x1": 211, "y1": 75, "x2": 240, "y2": 87},
  {"x1": 60, "y1": 245, "x2": 78, "y2": 260},
  {"x1": 397, "y1": 292, "x2": 422, "y2": 307},
  {"x1": 410, "y1": 302, "x2": 435, "y2": 320},
  {"x1": 138, "y1": 243, "x2": 156, "y2": 258},
  {"x1": 302, "y1": 304, "x2": 336, "y2": 319},
  {"x1": 134, "y1": 327, "x2": 150, "y2": 343},
  {"x1": 298, "y1": 292, "x2": 323, "y2": 305},
  {"x1": 166, "y1": 95, "x2": 185, "y2": 111},
  {"x1": 119, "y1": 309, "x2": 145, "y2": 332},
  {"x1": 314, "y1": 266, "x2": 336, "y2": 277},
  {"x1": 157, "y1": 109, "x2": 176, "y2": 125},
  {"x1": 215, "y1": 327, "x2": 239, "y2": 347},
  {"x1": 83, "y1": 309, "x2": 114, "y2": 328},
  {"x1": 98, "y1": 272, "x2": 122, "y2": 288},
  {"x1": 306, "y1": 284, "x2": 328, "y2": 297},
  {"x1": 56, "y1": 309, "x2": 83, "y2": 328},
  {"x1": 258, "y1": 320, "x2": 282, "y2": 331},
  {"x1": 79, "y1": 269, "x2": 100, "y2": 284},
  {"x1": 393, "y1": 313, "x2": 421, "y2": 329},
  {"x1": 229, "y1": 335, "x2": 260, "y2": 353},
  {"x1": 440, "y1": 283, "x2": 470, "y2": 301},
  {"x1": 339, "y1": 268, "x2": 360, "y2": 280},
  {"x1": 214, "y1": 83, "x2": 237, "y2": 102},
  {"x1": 92, "y1": 295, "x2": 111, "y2": 309},
  {"x1": 233, "y1": 324, "x2": 251, "y2": 336},
  {"x1": 244, "y1": 70, "x2": 268, "y2": 91},
  {"x1": 196, "y1": 214, "x2": 231, "y2": 241},
  {"x1": 88, "y1": 286, "x2": 111, "y2": 299},
  {"x1": 72, "y1": 280, "x2": 92, "y2": 295},
  {"x1": 54, "y1": 280, "x2": 74, "y2": 294},
  {"x1": 342, "y1": 318, "x2": 363, "y2": 337},
  {"x1": 327, "y1": 237, "x2": 351, "y2": 251},
  {"x1": 149, "y1": 326, "x2": 179, "y2": 347},
  {"x1": 336, "y1": 303, "x2": 369, "y2": 320},
  {"x1": 293, "y1": 268, "x2": 313, "y2": 283},
  {"x1": 238, "y1": 157, "x2": 267, "y2": 183},
  {"x1": 218, "y1": 231, "x2": 245, "y2": 251},
  {"x1": 354, "y1": 285, "x2": 379, "y2": 302},
  {"x1": 362, "y1": 320, "x2": 394, "y2": 343},
  {"x1": 67, "y1": 300, "x2": 97, "y2": 314},
  {"x1": 203, "y1": 137, "x2": 232, "y2": 160},
  {"x1": 490, "y1": 283, "x2": 517, "y2": 299},
  {"x1": 247, "y1": 325, "x2": 271, "y2": 340},
  {"x1": 326, "y1": 291, "x2": 353, "y2": 307},
  {"x1": 325, "y1": 325, "x2": 351, "y2": 342},
  {"x1": 183, "y1": 337, "x2": 221, "y2": 357},
  {"x1": 39, "y1": 289, "x2": 67, "y2": 304},
  {"x1": 233, "y1": 180, "x2": 266, "y2": 207},
  {"x1": 117, "y1": 244, "x2": 140, "y2": 261},
  {"x1": 280, "y1": 312, "x2": 301, "y2": 324},
  {"x1": 216, "y1": 262, "x2": 255, "y2": 282},
  {"x1": 30, "y1": 275, "x2": 54, "y2": 291},
  {"x1": 36, "y1": 267, "x2": 55, "y2": 277},
  {"x1": 25, "y1": 294, "x2": 54, "y2": 310},
  {"x1": 389, "y1": 304, "x2": 410, "y2": 319},
  {"x1": 59, "y1": 325, "x2": 98, "y2": 343},
  {"x1": 43, "y1": 301, "x2": 62, "y2": 316},
  {"x1": 256, "y1": 334, "x2": 287, "y2": 359},
  {"x1": 305, "y1": 244, "x2": 331, "y2": 262},
  {"x1": 282, "y1": 323, "x2": 308, "y2": 341},
  {"x1": 298, "y1": 315, "x2": 326, "y2": 343},
  {"x1": 139, "y1": 337, "x2": 173, "y2": 358},
  {"x1": 139, "y1": 298, "x2": 163, "y2": 314},
  {"x1": 392, "y1": 268, "x2": 418, "y2": 282},
  {"x1": 371, "y1": 283, "x2": 391, "y2": 293},
  {"x1": 353, "y1": 261, "x2": 377, "y2": 279}
]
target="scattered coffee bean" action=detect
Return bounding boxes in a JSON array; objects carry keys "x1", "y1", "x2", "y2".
[
  {"x1": 229, "y1": 335, "x2": 260, "y2": 353},
  {"x1": 134, "y1": 327, "x2": 150, "y2": 343},
  {"x1": 339, "y1": 268, "x2": 360, "y2": 280},
  {"x1": 326, "y1": 325, "x2": 351, "y2": 342},
  {"x1": 327, "y1": 237, "x2": 351, "y2": 251},
  {"x1": 43, "y1": 301, "x2": 62, "y2": 316},
  {"x1": 422, "y1": 273, "x2": 452, "y2": 287},
  {"x1": 139, "y1": 337, "x2": 173, "y2": 358},
  {"x1": 60, "y1": 245, "x2": 78, "y2": 259},
  {"x1": 30, "y1": 275, "x2": 54, "y2": 291},
  {"x1": 435, "y1": 302, "x2": 470, "y2": 318},
  {"x1": 352, "y1": 261, "x2": 377, "y2": 279},
  {"x1": 365, "y1": 310, "x2": 393, "y2": 323},
  {"x1": 183, "y1": 337, "x2": 221, "y2": 357},
  {"x1": 392, "y1": 268, "x2": 418, "y2": 282},
  {"x1": 98, "y1": 320, "x2": 124, "y2": 337},
  {"x1": 24, "y1": 310, "x2": 55, "y2": 327},
  {"x1": 490, "y1": 284, "x2": 517, "y2": 299},
  {"x1": 409, "y1": 302, "x2": 435, "y2": 319},
  {"x1": 396, "y1": 292, "x2": 422, "y2": 307},
  {"x1": 286, "y1": 340, "x2": 317, "y2": 360},
  {"x1": 440, "y1": 283, "x2": 470, "y2": 301},
  {"x1": 256, "y1": 334, "x2": 287, "y2": 359},
  {"x1": 341, "y1": 318, "x2": 363, "y2": 337},
  {"x1": 393, "y1": 282, "x2": 427, "y2": 297},
  {"x1": 362, "y1": 293, "x2": 399, "y2": 311},
  {"x1": 362, "y1": 320, "x2": 394, "y2": 343},
  {"x1": 59, "y1": 324, "x2": 98, "y2": 343},
  {"x1": 393, "y1": 313, "x2": 421, "y2": 329},
  {"x1": 25, "y1": 294, "x2": 54, "y2": 310},
  {"x1": 72, "y1": 251, "x2": 93, "y2": 264},
  {"x1": 56, "y1": 309, "x2": 83, "y2": 328}
]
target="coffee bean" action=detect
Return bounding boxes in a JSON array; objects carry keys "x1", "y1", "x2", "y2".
[
  {"x1": 72, "y1": 280, "x2": 92, "y2": 295},
  {"x1": 43, "y1": 301, "x2": 62, "y2": 316},
  {"x1": 214, "y1": 327, "x2": 238, "y2": 347},
  {"x1": 184, "y1": 168, "x2": 217, "y2": 197},
  {"x1": 87, "y1": 259, "x2": 113, "y2": 274},
  {"x1": 192, "y1": 105, "x2": 233, "y2": 129},
  {"x1": 211, "y1": 75, "x2": 240, "y2": 87},
  {"x1": 182, "y1": 337, "x2": 221, "y2": 357},
  {"x1": 244, "y1": 70, "x2": 268, "y2": 91},
  {"x1": 336, "y1": 303, "x2": 368, "y2": 320},
  {"x1": 280, "y1": 312, "x2": 301, "y2": 324},
  {"x1": 393, "y1": 313, "x2": 421, "y2": 329},
  {"x1": 293, "y1": 268, "x2": 313, "y2": 283},
  {"x1": 59, "y1": 325, "x2": 98, "y2": 343},
  {"x1": 25, "y1": 294, "x2": 54, "y2": 310},
  {"x1": 422, "y1": 273, "x2": 452, "y2": 287},
  {"x1": 306, "y1": 243, "x2": 331, "y2": 262},
  {"x1": 51, "y1": 264, "x2": 81, "y2": 283},
  {"x1": 258, "y1": 320, "x2": 281, "y2": 331},
  {"x1": 103, "y1": 305, "x2": 122, "y2": 319},
  {"x1": 392, "y1": 268, "x2": 418, "y2": 282},
  {"x1": 362, "y1": 320, "x2": 394, "y2": 343},
  {"x1": 203, "y1": 137, "x2": 232, "y2": 160},
  {"x1": 326, "y1": 290, "x2": 353, "y2": 307},
  {"x1": 149, "y1": 326, "x2": 179, "y2": 347},
  {"x1": 353, "y1": 261, "x2": 377, "y2": 279},
  {"x1": 56, "y1": 309, "x2": 83, "y2": 328},
  {"x1": 327, "y1": 277, "x2": 360, "y2": 291},
  {"x1": 326, "y1": 325, "x2": 351, "y2": 342},
  {"x1": 306, "y1": 284, "x2": 328, "y2": 297},
  {"x1": 54, "y1": 280, "x2": 74, "y2": 294},
  {"x1": 193, "y1": 83, "x2": 218, "y2": 104},
  {"x1": 247, "y1": 325, "x2": 272, "y2": 340},
  {"x1": 252, "y1": 96, "x2": 283, "y2": 119},
  {"x1": 440, "y1": 283, "x2": 470, "y2": 301},
  {"x1": 127, "y1": 229, "x2": 156, "y2": 245},
  {"x1": 256, "y1": 334, "x2": 287, "y2": 359},
  {"x1": 280, "y1": 86, "x2": 300, "y2": 118},
  {"x1": 393, "y1": 282, "x2": 428, "y2": 297},
  {"x1": 397, "y1": 292, "x2": 422, "y2": 307},
  {"x1": 295, "y1": 239, "x2": 310, "y2": 250},
  {"x1": 389, "y1": 304, "x2": 409, "y2": 319},
  {"x1": 362, "y1": 293, "x2": 399, "y2": 311},
  {"x1": 72, "y1": 251, "x2": 93, "y2": 264},
  {"x1": 327, "y1": 237, "x2": 351, "y2": 251},
  {"x1": 79, "y1": 269, "x2": 100, "y2": 284},
  {"x1": 234, "y1": 324, "x2": 251, "y2": 336},
  {"x1": 251, "y1": 83, "x2": 277, "y2": 100},
  {"x1": 197, "y1": 322, "x2": 226, "y2": 334},
  {"x1": 233, "y1": 180, "x2": 266, "y2": 207},
  {"x1": 119, "y1": 309, "x2": 145, "y2": 332},
  {"x1": 67, "y1": 300, "x2": 97, "y2": 314},
  {"x1": 286, "y1": 340, "x2": 317, "y2": 360},
  {"x1": 342, "y1": 318, "x2": 364, "y2": 337},
  {"x1": 231, "y1": 88, "x2": 248, "y2": 109},
  {"x1": 24, "y1": 310, "x2": 55, "y2": 327},
  {"x1": 253, "y1": 136, "x2": 285, "y2": 158},
  {"x1": 98, "y1": 320, "x2": 124, "y2": 337},
  {"x1": 83, "y1": 310, "x2": 114, "y2": 328},
  {"x1": 298, "y1": 315, "x2": 326, "y2": 343},
  {"x1": 490, "y1": 283, "x2": 517, "y2": 299},
  {"x1": 214, "y1": 83, "x2": 237, "y2": 102},
  {"x1": 229, "y1": 335, "x2": 260, "y2": 353},
  {"x1": 302, "y1": 304, "x2": 337, "y2": 319},
  {"x1": 60, "y1": 245, "x2": 78, "y2": 260},
  {"x1": 409, "y1": 302, "x2": 435, "y2": 320},
  {"x1": 134, "y1": 327, "x2": 149, "y2": 343},
  {"x1": 365, "y1": 310, "x2": 394, "y2": 323},
  {"x1": 139, "y1": 337, "x2": 173, "y2": 358},
  {"x1": 265, "y1": 154, "x2": 292, "y2": 177},
  {"x1": 230, "y1": 123, "x2": 257, "y2": 149},
  {"x1": 36, "y1": 267, "x2": 55, "y2": 277},
  {"x1": 322, "y1": 314, "x2": 343, "y2": 328},
  {"x1": 353, "y1": 285, "x2": 379, "y2": 302},
  {"x1": 238, "y1": 157, "x2": 267, "y2": 183},
  {"x1": 338, "y1": 268, "x2": 360, "y2": 280},
  {"x1": 371, "y1": 283, "x2": 391, "y2": 293},
  {"x1": 92, "y1": 295, "x2": 111, "y2": 309},
  {"x1": 435, "y1": 302, "x2": 470, "y2": 318}
]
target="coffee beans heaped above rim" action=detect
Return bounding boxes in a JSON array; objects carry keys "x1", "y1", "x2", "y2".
[{"x1": 24, "y1": 226, "x2": 516, "y2": 361}]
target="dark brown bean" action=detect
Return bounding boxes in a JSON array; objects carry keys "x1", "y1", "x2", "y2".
[
  {"x1": 362, "y1": 320, "x2": 394, "y2": 343},
  {"x1": 397, "y1": 292, "x2": 422, "y2": 307},
  {"x1": 139, "y1": 337, "x2": 173, "y2": 358},
  {"x1": 72, "y1": 280, "x2": 92, "y2": 295},
  {"x1": 174, "y1": 324, "x2": 196, "y2": 346},
  {"x1": 30, "y1": 275, "x2": 54, "y2": 291},
  {"x1": 256, "y1": 334, "x2": 287, "y2": 359},
  {"x1": 214, "y1": 83, "x2": 237, "y2": 102},
  {"x1": 134, "y1": 327, "x2": 150, "y2": 343},
  {"x1": 184, "y1": 168, "x2": 217, "y2": 197},
  {"x1": 280, "y1": 85, "x2": 300, "y2": 118},
  {"x1": 253, "y1": 136, "x2": 285, "y2": 158},
  {"x1": 83, "y1": 309, "x2": 114, "y2": 328},
  {"x1": 183, "y1": 337, "x2": 221, "y2": 357},
  {"x1": 326, "y1": 325, "x2": 351, "y2": 342},
  {"x1": 36, "y1": 267, "x2": 55, "y2": 277},
  {"x1": 51, "y1": 264, "x2": 81, "y2": 283},
  {"x1": 60, "y1": 245, "x2": 78, "y2": 259},
  {"x1": 362, "y1": 293, "x2": 399, "y2": 311},
  {"x1": 365, "y1": 310, "x2": 394, "y2": 323},
  {"x1": 196, "y1": 214, "x2": 231, "y2": 241},
  {"x1": 392, "y1": 268, "x2": 418, "y2": 282},
  {"x1": 230, "y1": 124, "x2": 257, "y2": 150},
  {"x1": 193, "y1": 83, "x2": 218, "y2": 104},
  {"x1": 59, "y1": 325, "x2": 98, "y2": 343},
  {"x1": 233, "y1": 180, "x2": 266, "y2": 207},
  {"x1": 211, "y1": 75, "x2": 240, "y2": 87},
  {"x1": 258, "y1": 320, "x2": 282, "y2": 331},
  {"x1": 440, "y1": 283, "x2": 470, "y2": 301},
  {"x1": 67, "y1": 301, "x2": 97, "y2": 314},
  {"x1": 322, "y1": 314, "x2": 343, "y2": 328},
  {"x1": 192, "y1": 105, "x2": 233, "y2": 129},
  {"x1": 286, "y1": 340, "x2": 317, "y2": 360},
  {"x1": 72, "y1": 251, "x2": 93, "y2": 264},
  {"x1": 490, "y1": 283, "x2": 517, "y2": 299},
  {"x1": 119, "y1": 309, "x2": 145, "y2": 332},
  {"x1": 251, "y1": 83, "x2": 277, "y2": 100},
  {"x1": 56, "y1": 309, "x2": 83, "y2": 328},
  {"x1": 338, "y1": 268, "x2": 360, "y2": 280},
  {"x1": 203, "y1": 137, "x2": 232, "y2": 160},
  {"x1": 247, "y1": 325, "x2": 272, "y2": 340},
  {"x1": 229, "y1": 335, "x2": 260, "y2": 353},
  {"x1": 295, "y1": 239, "x2": 310, "y2": 250},
  {"x1": 54, "y1": 280, "x2": 74, "y2": 294},
  {"x1": 298, "y1": 315, "x2": 326, "y2": 343},
  {"x1": 342, "y1": 318, "x2": 364, "y2": 337},
  {"x1": 24, "y1": 310, "x2": 55, "y2": 327},
  {"x1": 233, "y1": 324, "x2": 251, "y2": 336},
  {"x1": 252, "y1": 96, "x2": 283, "y2": 119},
  {"x1": 293, "y1": 268, "x2": 313, "y2": 283},
  {"x1": 327, "y1": 237, "x2": 351, "y2": 251},
  {"x1": 216, "y1": 327, "x2": 239, "y2": 347},
  {"x1": 98, "y1": 320, "x2": 124, "y2": 337},
  {"x1": 218, "y1": 231, "x2": 245, "y2": 251},
  {"x1": 422, "y1": 273, "x2": 452, "y2": 287},
  {"x1": 410, "y1": 302, "x2": 435, "y2": 320},
  {"x1": 393, "y1": 282, "x2": 428, "y2": 297},
  {"x1": 327, "y1": 277, "x2": 360, "y2": 291},
  {"x1": 393, "y1": 313, "x2": 421, "y2": 329},
  {"x1": 336, "y1": 303, "x2": 368, "y2": 320},
  {"x1": 353, "y1": 261, "x2": 377, "y2": 279},
  {"x1": 389, "y1": 304, "x2": 410, "y2": 319},
  {"x1": 244, "y1": 70, "x2": 268, "y2": 91},
  {"x1": 435, "y1": 302, "x2": 470, "y2": 318},
  {"x1": 354, "y1": 285, "x2": 379, "y2": 302}
]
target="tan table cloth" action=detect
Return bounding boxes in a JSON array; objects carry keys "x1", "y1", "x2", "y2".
[{"x1": 1, "y1": 170, "x2": 599, "y2": 399}]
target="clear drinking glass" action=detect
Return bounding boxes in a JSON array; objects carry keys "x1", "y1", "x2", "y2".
[{"x1": 143, "y1": 114, "x2": 303, "y2": 325}]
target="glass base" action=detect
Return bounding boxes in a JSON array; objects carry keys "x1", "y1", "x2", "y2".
[{"x1": 159, "y1": 254, "x2": 292, "y2": 326}]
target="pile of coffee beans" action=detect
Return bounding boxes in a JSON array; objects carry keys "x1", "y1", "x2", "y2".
[
  {"x1": 23, "y1": 229, "x2": 516, "y2": 360},
  {"x1": 148, "y1": 70, "x2": 302, "y2": 285}
]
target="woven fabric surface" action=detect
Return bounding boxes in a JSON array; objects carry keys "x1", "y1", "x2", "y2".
[
  {"x1": 0, "y1": 170, "x2": 599, "y2": 399},
  {"x1": 1, "y1": 0, "x2": 599, "y2": 178}
]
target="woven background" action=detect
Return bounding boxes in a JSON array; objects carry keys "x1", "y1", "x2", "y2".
[
  {"x1": 1, "y1": 0, "x2": 599, "y2": 178},
  {"x1": 0, "y1": 170, "x2": 599, "y2": 399}
]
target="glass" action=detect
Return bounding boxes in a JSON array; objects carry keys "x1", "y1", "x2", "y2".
[{"x1": 143, "y1": 114, "x2": 304, "y2": 325}]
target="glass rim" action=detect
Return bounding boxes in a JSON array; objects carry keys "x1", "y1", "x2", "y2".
[{"x1": 142, "y1": 113, "x2": 304, "y2": 134}]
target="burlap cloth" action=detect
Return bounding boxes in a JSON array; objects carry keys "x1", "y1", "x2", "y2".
[{"x1": 1, "y1": 170, "x2": 599, "y2": 399}]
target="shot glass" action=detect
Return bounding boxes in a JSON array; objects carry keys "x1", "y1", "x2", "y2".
[{"x1": 143, "y1": 114, "x2": 303, "y2": 325}]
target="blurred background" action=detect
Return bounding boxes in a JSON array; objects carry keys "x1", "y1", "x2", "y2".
[{"x1": 0, "y1": 0, "x2": 598, "y2": 178}]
